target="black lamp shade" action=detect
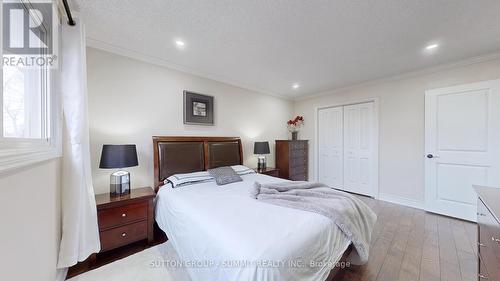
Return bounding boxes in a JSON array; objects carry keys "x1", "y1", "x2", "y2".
[
  {"x1": 254, "y1": 141, "x2": 270, "y2": 155},
  {"x1": 99, "y1": 144, "x2": 138, "y2": 169}
]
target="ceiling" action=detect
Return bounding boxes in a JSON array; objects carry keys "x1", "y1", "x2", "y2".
[{"x1": 71, "y1": 0, "x2": 500, "y2": 99}]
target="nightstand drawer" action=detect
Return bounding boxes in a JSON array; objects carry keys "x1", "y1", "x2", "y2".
[
  {"x1": 264, "y1": 170, "x2": 279, "y2": 177},
  {"x1": 254, "y1": 168, "x2": 279, "y2": 177},
  {"x1": 100, "y1": 220, "x2": 148, "y2": 251},
  {"x1": 98, "y1": 202, "x2": 148, "y2": 230}
]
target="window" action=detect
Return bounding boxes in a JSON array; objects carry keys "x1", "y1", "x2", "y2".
[
  {"x1": 0, "y1": 0, "x2": 60, "y2": 172},
  {"x1": 3, "y1": 64, "x2": 47, "y2": 139}
]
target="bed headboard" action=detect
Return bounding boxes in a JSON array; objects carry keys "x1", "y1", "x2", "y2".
[{"x1": 152, "y1": 136, "x2": 243, "y2": 191}]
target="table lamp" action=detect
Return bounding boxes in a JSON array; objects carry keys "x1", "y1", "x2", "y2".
[
  {"x1": 254, "y1": 141, "x2": 270, "y2": 170},
  {"x1": 99, "y1": 144, "x2": 138, "y2": 195}
]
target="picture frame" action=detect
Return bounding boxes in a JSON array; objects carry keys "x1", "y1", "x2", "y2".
[{"x1": 183, "y1": 91, "x2": 214, "y2": 125}]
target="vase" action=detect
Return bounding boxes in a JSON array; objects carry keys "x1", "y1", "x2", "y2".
[{"x1": 291, "y1": 131, "x2": 298, "y2": 140}]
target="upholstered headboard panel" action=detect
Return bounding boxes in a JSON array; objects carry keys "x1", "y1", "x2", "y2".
[
  {"x1": 207, "y1": 141, "x2": 241, "y2": 169},
  {"x1": 158, "y1": 142, "x2": 205, "y2": 181},
  {"x1": 153, "y1": 136, "x2": 243, "y2": 191}
]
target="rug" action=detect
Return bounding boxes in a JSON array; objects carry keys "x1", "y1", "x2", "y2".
[{"x1": 68, "y1": 241, "x2": 191, "y2": 281}]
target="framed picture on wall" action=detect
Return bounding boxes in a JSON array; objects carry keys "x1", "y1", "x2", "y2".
[{"x1": 183, "y1": 91, "x2": 214, "y2": 125}]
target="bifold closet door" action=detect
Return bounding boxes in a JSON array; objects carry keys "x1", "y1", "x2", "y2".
[
  {"x1": 343, "y1": 102, "x2": 374, "y2": 196},
  {"x1": 318, "y1": 106, "x2": 344, "y2": 188}
]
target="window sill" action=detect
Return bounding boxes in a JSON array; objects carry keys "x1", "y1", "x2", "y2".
[{"x1": 0, "y1": 147, "x2": 62, "y2": 176}]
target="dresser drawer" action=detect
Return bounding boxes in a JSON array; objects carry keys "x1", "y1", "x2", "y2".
[
  {"x1": 478, "y1": 199, "x2": 500, "y2": 242},
  {"x1": 289, "y1": 141, "x2": 307, "y2": 150},
  {"x1": 98, "y1": 202, "x2": 148, "y2": 230},
  {"x1": 290, "y1": 165, "x2": 308, "y2": 180},
  {"x1": 478, "y1": 198, "x2": 500, "y2": 279},
  {"x1": 290, "y1": 165, "x2": 307, "y2": 174},
  {"x1": 290, "y1": 149, "x2": 307, "y2": 158},
  {"x1": 479, "y1": 256, "x2": 491, "y2": 281},
  {"x1": 289, "y1": 157, "x2": 307, "y2": 166},
  {"x1": 290, "y1": 173, "x2": 307, "y2": 181},
  {"x1": 100, "y1": 220, "x2": 148, "y2": 251},
  {"x1": 481, "y1": 236, "x2": 500, "y2": 279}
]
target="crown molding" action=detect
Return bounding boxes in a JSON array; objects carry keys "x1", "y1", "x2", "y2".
[
  {"x1": 85, "y1": 37, "x2": 292, "y2": 101},
  {"x1": 295, "y1": 51, "x2": 500, "y2": 101},
  {"x1": 85, "y1": 37, "x2": 500, "y2": 103}
]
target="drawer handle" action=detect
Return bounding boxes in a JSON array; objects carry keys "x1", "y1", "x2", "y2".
[
  {"x1": 121, "y1": 232, "x2": 127, "y2": 237},
  {"x1": 478, "y1": 274, "x2": 488, "y2": 279},
  {"x1": 121, "y1": 213, "x2": 127, "y2": 218},
  {"x1": 492, "y1": 237, "x2": 500, "y2": 243},
  {"x1": 478, "y1": 212, "x2": 487, "y2": 217},
  {"x1": 478, "y1": 242, "x2": 487, "y2": 247}
]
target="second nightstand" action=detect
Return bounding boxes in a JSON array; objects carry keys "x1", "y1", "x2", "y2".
[
  {"x1": 95, "y1": 187, "x2": 155, "y2": 252},
  {"x1": 254, "y1": 167, "x2": 279, "y2": 177}
]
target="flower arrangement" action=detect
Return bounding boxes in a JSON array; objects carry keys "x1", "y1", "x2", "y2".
[{"x1": 287, "y1": 115, "x2": 304, "y2": 133}]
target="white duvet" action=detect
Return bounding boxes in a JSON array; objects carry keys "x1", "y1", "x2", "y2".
[{"x1": 155, "y1": 173, "x2": 350, "y2": 281}]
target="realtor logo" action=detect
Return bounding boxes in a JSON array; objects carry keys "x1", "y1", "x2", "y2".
[{"x1": 2, "y1": 0, "x2": 57, "y2": 68}]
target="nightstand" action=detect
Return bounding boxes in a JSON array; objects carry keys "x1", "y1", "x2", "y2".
[
  {"x1": 254, "y1": 167, "x2": 279, "y2": 177},
  {"x1": 95, "y1": 187, "x2": 155, "y2": 253}
]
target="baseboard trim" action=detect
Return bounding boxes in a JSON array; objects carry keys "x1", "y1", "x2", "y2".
[{"x1": 378, "y1": 193, "x2": 424, "y2": 210}]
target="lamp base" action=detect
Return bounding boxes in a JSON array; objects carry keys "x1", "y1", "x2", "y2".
[
  {"x1": 110, "y1": 170, "x2": 130, "y2": 195},
  {"x1": 257, "y1": 155, "x2": 267, "y2": 170}
]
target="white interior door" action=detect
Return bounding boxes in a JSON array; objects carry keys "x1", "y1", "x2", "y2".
[
  {"x1": 318, "y1": 106, "x2": 344, "y2": 188},
  {"x1": 343, "y1": 102, "x2": 375, "y2": 196},
  {"x1": 425, "y1": 79, "x2": 500, "y2": 221}
]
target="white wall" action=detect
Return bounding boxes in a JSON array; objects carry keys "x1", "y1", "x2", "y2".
[
  {"x1": 294, "y1": 58, "x2": 500, "y2": 205},
  {"x1": 0, "y1": 159, "x2": 62, "y2": 281},
  {"x1": 87, "y1": 48, "x2": 294, "y2": 194}
]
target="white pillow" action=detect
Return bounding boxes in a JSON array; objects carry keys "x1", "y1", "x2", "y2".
[
  {"x1": 165, "y1": 171, "x2": 214, "y2": 188},
  {"x1": 231, "y1": 165, "x2": 256, "y2": 175},
  {"x1": 164, "y1": 166, "x2": 255, "y2": 188}
]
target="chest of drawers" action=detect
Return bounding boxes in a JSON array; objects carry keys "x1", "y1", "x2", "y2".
[{"x1": 275, "y1": 140, "x2": 308, "y2": 181}]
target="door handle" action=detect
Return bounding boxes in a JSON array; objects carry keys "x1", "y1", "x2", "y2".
[
  {"x1": 426, "y1": 154, "x2": 439, "y2": 159},
  {"x1": 478, "y1": 274, "x2": 488, "y2": 279}
]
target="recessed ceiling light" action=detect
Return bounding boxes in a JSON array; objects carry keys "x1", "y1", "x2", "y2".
[
  {"x1": 175, "y1": 40, "x2": 185, "y2": 48},
  {"x1": 425, "y1": 43, "x2": 439, "y2": 50},
  {"x1": 292, "y1": 84, "x2": 300, "y2": 89}
]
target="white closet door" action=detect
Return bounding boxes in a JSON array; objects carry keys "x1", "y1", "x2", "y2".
[
  {"x1": 318, "y1": 106, "x2": 344, "y2": 188},
  {"x1": 343, "y1": 102, "x2": 374, "y2": 196}
]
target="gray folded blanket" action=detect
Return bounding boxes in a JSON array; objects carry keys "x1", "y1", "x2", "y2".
[{"x1": 251, "y1": 181, "x2": 377, "y2": 264}]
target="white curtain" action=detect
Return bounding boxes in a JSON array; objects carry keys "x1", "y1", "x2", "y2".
[{"x1": 57, "y1": 19, "x2": 100, "y2": 269}]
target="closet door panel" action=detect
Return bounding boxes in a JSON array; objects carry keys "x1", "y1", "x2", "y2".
[
  {"x1": 343, "y1": 104, "x2": 360, "y2": 192},
  {"x1": 318, "y1": 109, "x2": 329, "y2": 184},
  {"x1": 318, "y1": 107, "x2": 343, "y2": 188},
  {"x1": 358, "y1": 102, "x2": 373, "y2": 195},
  {"x1": 343, "y1": 102, "x2": 374, "y2": 196}
]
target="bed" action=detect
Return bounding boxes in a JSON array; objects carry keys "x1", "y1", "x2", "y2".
[{"x1": 153, "y1": 136, "x2": 353, "y2": 281}]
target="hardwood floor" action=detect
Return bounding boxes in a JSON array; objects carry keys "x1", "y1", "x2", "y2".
[
  {"x1": 337, "y1": 196, "x2": 477, "y2": 281},
  {"x1": 69, "y1": 196, "x2": 478, "y2": 281}
]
